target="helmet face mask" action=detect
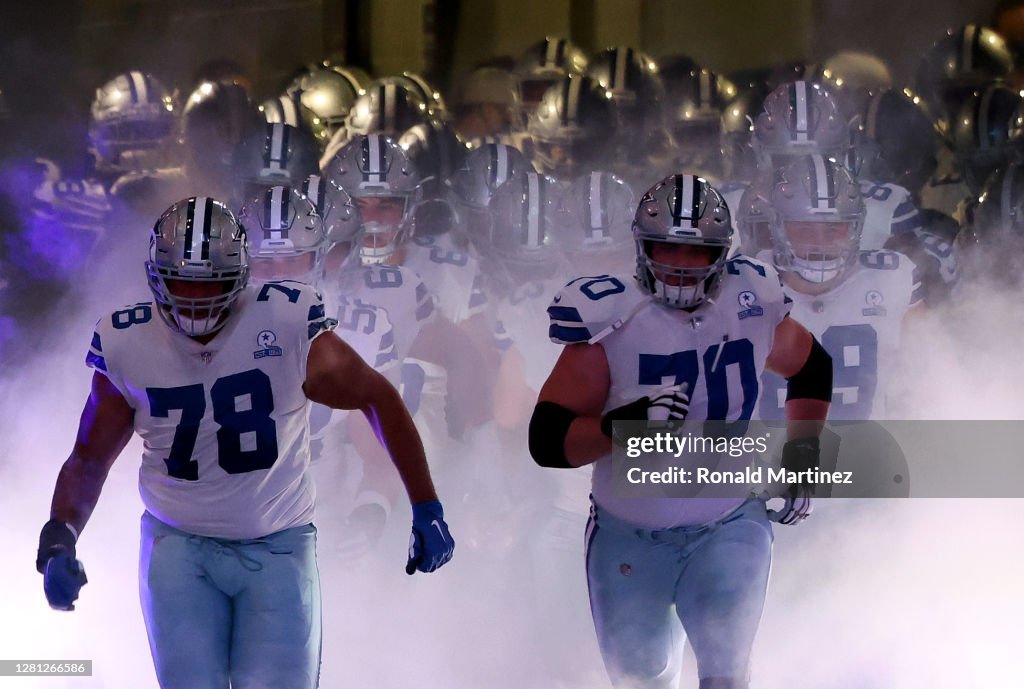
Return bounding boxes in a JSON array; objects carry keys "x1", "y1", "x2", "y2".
[
  {"x1": 146, "y1": 197, "x2": 249, "y2": 338},
  {"x1": 355, "y1": 196, "x2": 410, "y2": 265},
  {"x1": 769, "y1": 155, "x2": 865, "y2": 289},
  {"x1": 633, "y1": 175, "x2": 733, "y2": 309}
]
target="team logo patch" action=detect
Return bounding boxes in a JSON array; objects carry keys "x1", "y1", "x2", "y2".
[
  {"x1": 253, "y1": 330, "x2": 283, "y2": 359},
  {"x1": 862, "y1": 290, "x2": 886, "y2": 317},
  {"x1": 737, "y1": 290, "x2": 763, "y2": 319},
  {"x1": 200, "y1": 351, "x2": 214, "y2": 365}
]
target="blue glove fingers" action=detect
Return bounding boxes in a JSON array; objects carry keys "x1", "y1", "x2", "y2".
[{"x1": 44, "y1": 552, "x2": 87, "y2": 611}]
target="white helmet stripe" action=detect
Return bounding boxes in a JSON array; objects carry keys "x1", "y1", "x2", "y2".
[
  {"x1": 189, "y1": 196, "x2": 209, "y2": 259},
  {"x1": 495, "y1": 145, "x2": 509, "y2": 185},
  {"x1": 1002, "y1": 163, "x2": 1016, "y2": 227},
  {"x1": 368, "y1": 134, "x2": 383, "y2": 181},
  {"x1": 282, "y1": 95, "x2": 300, "y2": 127},
  {"x1": 544, "y1": 38, "x2": 560, "y2": 67},
  {"x1": 527, "y1": 173, "x2": 541, "y2": 247},
  {"x1": 566, "y1": 76, "x2": 581, "y2": 124},
  {"x1": 962, "y1": 25, "x2": 976, "y2": 73},
  {"x1": 130, "y1": 71, "x2": 148, "y2": 104},
  {"x1": 589, "y1": 172, "x2": 604, "y2": 230},
  {"x1": 794, "y1": 81, "x2": 809, "y2": 141},
  {"x1": 811, "y1": 154, "x2": 833, "y2": 210},
  {"x1": 699, "y1": 70, "x2": 712, "y2": 107},
  {"x1": 268, "y1": 124, "x2": 286, "y2": 170},
  {"x1": 270, "y1": 185, "x2": 286, "y2": 233},
  {"x1": 865, "y1": 92, "x2": 883, "y2": 139},
  {"x1": 613, "y1": 47, "x2": 628, "y2": 92},
  {"x1": 384, "y1": 82, "x2": 397, "y2": 130},
  {"x1": 978, "y1": 86, "x2": 995, "y2": 149}
]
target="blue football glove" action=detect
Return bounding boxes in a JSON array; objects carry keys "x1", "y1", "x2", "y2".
[
  {"x1": 405, "y1": 500, "x2": 454, "y2": 575},
  {"x1": 44, "y1": 552, "x2": 88, "y2": 611},
  {"x1": 37, "y1": 519, "x2": 88, "y2": 611}
]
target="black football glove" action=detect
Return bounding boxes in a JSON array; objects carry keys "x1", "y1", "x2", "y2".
[
  {"x1": 768, "y1": 438, "x2": 820, "y2": 525},
  {"x1": 600, "y1": 383, "x2": 690, "y2": 445}
]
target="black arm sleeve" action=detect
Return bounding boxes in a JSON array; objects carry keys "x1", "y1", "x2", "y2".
[
  {"x1": 528, "y1": 401, "x2": 578, "y2": 469},
  {"x1": 785, "y1": 336, "x2": 833, "y2": 402}
]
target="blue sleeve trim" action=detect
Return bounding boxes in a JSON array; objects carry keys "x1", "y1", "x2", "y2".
[
  {"x1": 91, "y1": 332, "x2": 103, "y2": 352},
  {"x1": 549, "y1": 324, "x2": 593, "y2": 343},
  {"x1": 547, "y1": 305, "x2": 584, "y2": 323},
  {"x1": 86, "y1": 351, "x2": 108, "y2": 372}
]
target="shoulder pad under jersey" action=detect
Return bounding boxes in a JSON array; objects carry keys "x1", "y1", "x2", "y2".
[{"x1": 547, "y1": 274, "x2": 648, "y2": 345}]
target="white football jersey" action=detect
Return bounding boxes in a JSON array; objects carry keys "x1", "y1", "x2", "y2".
[
  {"x1": 859, "y1": 179, "x2": 922, "y2": 249},
  {"x1": 548, "y1": 259, "x2": 792, "y2": 528},
  {"x1": 404, "y1": 233, "x2": 488, "y2": 324},
  {"x1": 331, "y1": 264, "x2": 436, "y2": 361},
  {"x1": 86, "y1": 280, "x2": 336, "y2": 539},
  {"x1": 756, "y1": 249, "x2": 921, "y2": 421},
  {"x1": 330, "y1": 263, "x2": 447, "y2": 452}
]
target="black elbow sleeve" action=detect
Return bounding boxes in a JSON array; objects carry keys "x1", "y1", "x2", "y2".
[
  {"x1": 528, "y1": 401, "x2": 578, "y2": 469},
  {"x1": 786, "y1": 336, "x2": 833, "y2": 403}
]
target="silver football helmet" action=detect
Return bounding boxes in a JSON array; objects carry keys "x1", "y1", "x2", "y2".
[
  {"x1": 231, "y1": 122, "x2": 320, "y2": 205},
  {"x1": 146, "y1": 197, "x2": 249, "y2": 337},
  {"x1": 89, "y1": 71, "x2": 177, "y2": 175},
  {"x1": 488, "y1": 171, "x2": 563, "y2": 288},
  {"x1": 562, "y1": 170, "x2": 636, "y2": 255},
  {"x1": 285, "y1": 65, "x2": 365, "y2": 139},
  {"x1": 324, "y1": 134, "x2": 422, "y2": 265},
  {"x1": 451, "y1": 142, "x2": 534, "y2": 253},
  {"x1": 633, "y1": 175, "x2": 733, "y2": 309},
  {"x1": 768, "y1": 155, "x2": 865, "y2": 286},
  {"x1": 259, "y1": 93, "x2": 328, "y2": 147},
  {"x1": 515, "y1": 37, "x2": 589, "y2": 118},
  {"x1": 753, "y1": 80, "x2": 852, "y2": 166},
  {"x1": 527, "y1": 74, "x2": 616, "y2": 180},
  {"x1": 237, "y1": 185, "x2": 328, "y2": 286},
  {"x1": 302, "y1": 173, "x2": 360, "y2": 247}
]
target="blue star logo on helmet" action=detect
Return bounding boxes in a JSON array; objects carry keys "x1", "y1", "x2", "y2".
[
  {"x1": 254, "y1": 329, "x2": 283, "y2": 359},
  {"x1": 737, "y1": 290, "x2": 764, "y2": 319},
  {"x1": 862, "y1": 290, "x2": 886, "y2": 317}
]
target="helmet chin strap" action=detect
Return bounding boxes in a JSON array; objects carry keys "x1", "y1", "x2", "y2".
[
  {"x1": 359, "y1": 221, "x2": 400, "y2": 265},
  {"x1": 173, "y1": 310, "x2": 225, "y2": 338},
  {"x1": 791, "y1": 255, "x2": 845, "y2": 283}
]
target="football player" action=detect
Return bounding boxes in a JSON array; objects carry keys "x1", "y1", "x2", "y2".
[
  {"x1": 36, "y1": 197, "x2": 454, "y2": 689},
  {"x1": 323, "y1": 134, "x2": 492, "y2": 455},
  {"x1": 530, "y1": 175, "x2": 832, "y2": 689},
  {"x1": 756, "y1": 155, "x2": 921, "y2": 422}
]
